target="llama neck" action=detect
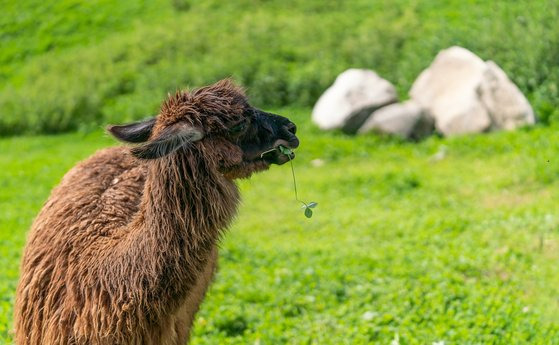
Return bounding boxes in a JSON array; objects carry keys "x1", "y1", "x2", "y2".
[
  {"x1": 140, "y1": 149, "x2": 240, "y2": 253},
  {"x1": 96, "y1": 148, "x2": 240, "y2": 331}
]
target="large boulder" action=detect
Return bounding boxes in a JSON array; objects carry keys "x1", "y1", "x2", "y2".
[
  {"x1": 410, "y1": 46, "x2": 535, "y2": 136},
  {"x1": 312, "y1": 69, "x2": 398, "y2": 134},
  {"x1": 357, "y1": 100, "x2": 434, "y2": 140}
]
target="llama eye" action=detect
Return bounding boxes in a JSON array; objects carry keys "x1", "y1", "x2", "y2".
[{"x1": 229, "y1": 120, "x2": 247, "y2": 134}]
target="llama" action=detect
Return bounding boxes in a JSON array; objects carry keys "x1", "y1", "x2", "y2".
[{"x1": 14, "y1": 79, "x2": 299, "y2": 345}]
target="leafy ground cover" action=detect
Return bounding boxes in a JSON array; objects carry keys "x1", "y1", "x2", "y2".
[
  {"x1": 1, "y1": 109, "x2": 558, "y2": 344},
  {"x1": 1, "y1": 0, "x2": 559, "y2": 135}
]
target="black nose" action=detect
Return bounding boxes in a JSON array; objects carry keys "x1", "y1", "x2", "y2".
[
  {"x1": 283, "y1": 121, "x2": 299, "y2": 149},
  {"x1": 256, "y1": 110, "x2": 299, "y2": 148},
  {"x1": 285, "y1": 122, "x2": 297, "y2": 135}
]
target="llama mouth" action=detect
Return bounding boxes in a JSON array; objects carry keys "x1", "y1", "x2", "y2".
[
  {"x1": 223, "y1": 144, "x2": 295, "y2": 179},
  {"x1": 259, "y1": 144, "x2": 296, "y2": 165}
]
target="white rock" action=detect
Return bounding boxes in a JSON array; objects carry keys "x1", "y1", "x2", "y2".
[
  {"x1": 410, "y1": 47, "x2": 491, "y2": 136},
  {"x1": 357, "y1": 100, "x2": 433, "y2": 140},
  {"x1": 361, "y1": 311, "x2": 377, "y2": 321},
  {"x1": 312, "y1": 69, "x2": 397, "y2": 133},
  {"x1": 310, "y1": 158, "x2": 325, "y2": 167},
  {"x1": 410, "y1": 46, "x2": 534, "y2": 136},
  {"x1": 429, "y1": 145, "x2": 447, "y2": 162},
  {"x1": 480, "y1": 61, "x2": 535, "y2": 130}
]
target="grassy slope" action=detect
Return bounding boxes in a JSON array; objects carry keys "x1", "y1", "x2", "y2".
[
  {"x1": 1, "y1": 0, "x2": 559, "y2": 135},
  {"x1": 0, "y1": 0, "x2": 172, "y2": 80},
  {"x1": 1, "y1": 109, "x2": 559, "y2": 344}
]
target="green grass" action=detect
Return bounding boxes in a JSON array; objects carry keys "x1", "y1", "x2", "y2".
[
  {"x1": 1, "y1": 109, "x2": 559, "y2": 344},
  {"x1": 1, "y1": 0, "x2": 559, "y2": 135},
  {"x1": 0, "y1": 0, "x2": 173, "y2": 80}
]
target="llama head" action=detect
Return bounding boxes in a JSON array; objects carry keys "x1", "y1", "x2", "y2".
[{"x1": 108, "y1": 79, "x2": 299, "y2": 179}]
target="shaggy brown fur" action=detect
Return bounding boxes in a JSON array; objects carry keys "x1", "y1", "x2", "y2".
[{"x1": 14, "y1": 79, "x2": 299, "y2": 345}]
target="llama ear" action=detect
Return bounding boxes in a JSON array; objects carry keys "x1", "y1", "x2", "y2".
[
  {"x1": 131, "y1": 123, "x2": 204, "y2": 159},
  {"x1": 107, "y1": 117, "x2": 156, "y2": 143}
]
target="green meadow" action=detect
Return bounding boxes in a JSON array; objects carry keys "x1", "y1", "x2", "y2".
[
  {"x1": 2, "y1": 110, "x2": 559, "y2": 343},
  {"x1": 2, "y1": 0, "x2": 559, "y2": 344}
]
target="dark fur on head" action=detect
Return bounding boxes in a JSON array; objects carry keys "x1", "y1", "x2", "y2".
[
  {"x1": 15, "y1": 79, "x2": 298, "y2": 344},
  {"x1": 108, "y1": 78, "x2": 299, "y2": 179}
]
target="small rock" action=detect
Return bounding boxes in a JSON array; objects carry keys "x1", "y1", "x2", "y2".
[
  {"x1": 310, "y1": 158, "x2": 325, "y2": 167},
  {"x1": 429, "y1": 145, "x2": 447, "y2": 162},
  {"x1": 304, "y1": 267, "x2": 315, "y2": 275},
  {"x1": 361, "y1": 311, "x2": 377, "y2": 321},
  {"x1": 304, "y1": 295, "x2": 316, "y2": 303}
]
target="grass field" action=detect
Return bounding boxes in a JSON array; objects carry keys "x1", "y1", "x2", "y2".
[{"x1": 1, "y1": 109, "x2": 559, "y2": 344}]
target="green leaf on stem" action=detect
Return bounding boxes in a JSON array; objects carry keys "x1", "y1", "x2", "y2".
[
  {"x1": 279, "y1": 145, "x2": 293, "y2": 155},
  {"x1": 279, "y1": 145, "x2": 317, "y2": 219}
]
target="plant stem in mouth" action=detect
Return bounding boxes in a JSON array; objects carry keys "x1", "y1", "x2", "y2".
[
  {"x1": 288, "y1": 155, "x2": 303, "y2": 206},
  {"x1": 260, "y1": 147, "x2": 277, "y2": 158},
  {"x1": 278, "y1": 145, "x2": 317, "y2": 218}
]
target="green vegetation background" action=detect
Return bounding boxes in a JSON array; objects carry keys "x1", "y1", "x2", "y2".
[
  {"x1": 1, "y1": 0, "x2": 559, "y2": 135},
  {"x1": 1, "y1": 0, "x2": 559, "y2": 344}
]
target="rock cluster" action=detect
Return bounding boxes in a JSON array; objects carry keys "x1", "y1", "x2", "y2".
[{"x1": 312, "y1": 46, "x2": 535, "y2": 139}]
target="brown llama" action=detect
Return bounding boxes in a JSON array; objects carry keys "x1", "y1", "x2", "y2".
[{"x1": 14, "y1": 79, "x2": 299, "y2": 345}]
